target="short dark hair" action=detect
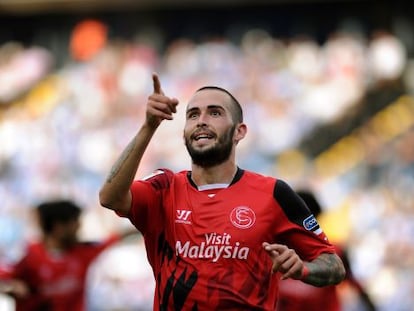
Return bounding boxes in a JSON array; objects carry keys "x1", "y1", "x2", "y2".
[
  {"x1": 36, "y1": 200, "x2": 82, "y2": 234},
  {"x1": 196, "y1": 86, "x2": 243, "y2": 123}
]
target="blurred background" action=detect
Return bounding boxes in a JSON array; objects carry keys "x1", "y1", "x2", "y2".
[{"x1": 0, "y1": 0, "x2": 414, "y2": 310}]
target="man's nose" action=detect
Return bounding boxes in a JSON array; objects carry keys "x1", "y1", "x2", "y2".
[{"x1": 197, "y1": 112, "x2": 209, "y2": 126}]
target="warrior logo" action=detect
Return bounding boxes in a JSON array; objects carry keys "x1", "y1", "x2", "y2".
[{"x1": 176, "y1": 210, "x2": 192, "y2": 224}]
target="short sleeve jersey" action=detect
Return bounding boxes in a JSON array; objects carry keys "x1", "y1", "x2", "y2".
[
  {"x1": 125, "y1": 168, "x2": 335, "y2": 311},
  {"x1": 10, "y1": 235, "x2": 119, "y2": 311}
]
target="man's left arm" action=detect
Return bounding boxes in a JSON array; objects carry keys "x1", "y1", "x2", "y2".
[
  {"x1": 263, "y1": 243, "x2": 345, "y2": 287},
  {"x1": 302, "y1": 252, "x2": 346, "y2": 286}
]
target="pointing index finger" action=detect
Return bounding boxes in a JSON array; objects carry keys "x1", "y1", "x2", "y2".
[
  {"x1": 263, "y1": 243, "x2": 286, "y2": 256},
  {"x1": 152, "y1": 72, "x2": 162, "y2": 95}
]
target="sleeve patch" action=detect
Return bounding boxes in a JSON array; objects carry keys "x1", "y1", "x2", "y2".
[{"x1": 303, "y1": 214, "x2": 318, "y2": 231}]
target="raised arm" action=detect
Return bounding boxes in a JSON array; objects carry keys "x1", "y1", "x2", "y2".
[{"x1": 99, "y1": 73, "x2": 179, "y2": 215}]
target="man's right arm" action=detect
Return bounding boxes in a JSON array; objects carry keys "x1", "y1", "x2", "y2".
[
  {"x1": 99, "y1": 73, "x2": 179, "y2": 215},
  {"x1": 99, "y1": 125, "x2": 157, "y2": 215}
]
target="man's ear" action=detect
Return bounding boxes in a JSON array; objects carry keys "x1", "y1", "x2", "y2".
[{"x1": 234, "y1": 123, "x2": 247, "y2": 144}]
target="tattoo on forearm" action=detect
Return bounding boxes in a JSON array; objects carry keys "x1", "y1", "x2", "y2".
[
  {"x1": 106, "y1": 140, "x2": 136, "y2": 183},
  {"x1": 304, "y1": 253, "x2": 345, "y2": 287}
]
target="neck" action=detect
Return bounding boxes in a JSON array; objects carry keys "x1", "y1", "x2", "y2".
[
  {"x1": 44, "y1": 236, "x2": 63, "y2": 250},
  {"x1": 190, "y1": 161, "x2": 238, "y2": 186},
  {"x1": 44, "y1": 235, "x2": 74, "y2": 251}
]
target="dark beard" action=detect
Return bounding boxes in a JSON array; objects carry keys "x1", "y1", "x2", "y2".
[{"x1": 185, "y1": 126, "x2": 235, "y2": 168}]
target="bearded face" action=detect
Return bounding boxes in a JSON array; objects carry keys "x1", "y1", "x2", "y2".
[
  {"x1": 185, "y1": 124, "x2": 236, "y2": 167},
  {"x1": 183, "y1": 88, "x2": 245, "y2": 167}
]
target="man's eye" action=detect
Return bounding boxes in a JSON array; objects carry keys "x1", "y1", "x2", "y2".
[{"x1": 211, "y1": 111, "x2": 221, "y2": 117}]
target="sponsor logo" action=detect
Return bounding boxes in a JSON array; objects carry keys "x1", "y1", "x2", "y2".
[
  {"x1": 176, "y1": 232, "x2": 249, "y2": 262},
  {"x1": 176, "y1": 209, "x2": 192, "y2": 224},
  {"x1": 230, "y1": 206, "x2": 256, "y2": 229},
  {"x1": 303, "y1": 214, "x2": 319, "y2": 231}
]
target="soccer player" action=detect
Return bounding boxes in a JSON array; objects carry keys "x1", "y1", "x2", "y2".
[
  {"x1": 277, "y1": 190, "x2": 377, "y2": 311},
  {"x1": 0, "y1": 199, "x2": 133, "y2": 311},
  {"x1": 99, "y1": 73, "x2": 346, "y2": 310}
]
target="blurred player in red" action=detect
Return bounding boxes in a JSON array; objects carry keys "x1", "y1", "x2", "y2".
[
  {"x1": 0, "y1": 199, "x2": 133, "y2": 311},
  {"x1": 99, "y1": 73, "x2": 346, "y2": 310},
  {"x1": 277, "y1": 190, "x2": 377, "y2": 311}
]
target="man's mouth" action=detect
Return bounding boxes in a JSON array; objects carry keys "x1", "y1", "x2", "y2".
[
  {"x1": 193, "y1": 131, "x2": 215, "y2": 141},
  {"x1": 194, "y1": 134, "x2": 214, "y2": 141}
]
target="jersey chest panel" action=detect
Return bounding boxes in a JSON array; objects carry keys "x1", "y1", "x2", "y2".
[{"x1": 166, "y1": 180, "x2": 278, "y2": 265}]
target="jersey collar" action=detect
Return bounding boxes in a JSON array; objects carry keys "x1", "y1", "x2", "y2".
[{"x1": 186, "y1": 167, "x2": 244, "y2": 189}]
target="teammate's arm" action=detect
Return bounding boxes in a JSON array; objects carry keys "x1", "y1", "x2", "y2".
[
  {"x1": 341, "y1": 248, "x2": 377, "y2": 310},
  {"x1": 0, "y1": 278, "x2": 30, "y2": 299},
  {"x1": 99, "y1": 73, "x2": 179, "y2": 215}
]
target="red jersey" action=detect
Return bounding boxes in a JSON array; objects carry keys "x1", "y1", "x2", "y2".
[
  {"x1": 278, "y1": 245, "x2": 349, "y2": 311},
  {"x1": 277, "y1": 278, "x2": 340, "y2": 311},
  {"x1": 0, "y1": 263, "x2": 12, "y2": 279},
  {"x1": 9, "y1": 235, "x2": 119, "y2": 311},
  {"x1": 124, "y1": 168, "x2": 336, "y2": 310}
]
